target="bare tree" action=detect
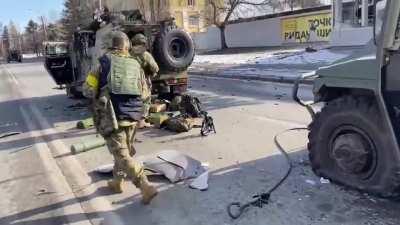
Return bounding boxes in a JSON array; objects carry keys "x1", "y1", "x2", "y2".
[
  {"x1": 2, "y1": 26, "x2": 9, "y2": 57},
  {"x1": 208, "y1": 0, "x2": 275, "y2": 49},
  {"x1": 284, "y1": 0, "x2": 323, "y2": 11}
]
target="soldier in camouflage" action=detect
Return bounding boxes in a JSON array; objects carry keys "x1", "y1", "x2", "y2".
[
  {"x1": 131, "y1": 33, "x2": 159, "y2": 129},
  {"x1": 85, "y1": 31, "x2": 158, "y2": 204}
]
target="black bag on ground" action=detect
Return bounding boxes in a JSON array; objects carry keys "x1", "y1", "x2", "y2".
[{"x1": 180, "y1": 94, "x2": 203, "y2": 118}]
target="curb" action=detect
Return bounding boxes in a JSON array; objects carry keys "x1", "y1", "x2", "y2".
[
  {"x1": 189, "y1": 71, "x2": 314, "y2": 85},
  {"x1": 3, "y1": 65, "x2": 124, "y2": 225}
]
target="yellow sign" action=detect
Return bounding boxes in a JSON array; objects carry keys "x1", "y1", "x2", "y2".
[{"x1": 282, "y1": 13, "x2": 332, "y2": 43}]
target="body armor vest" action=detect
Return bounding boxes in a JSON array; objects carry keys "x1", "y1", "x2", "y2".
[{"x1": 108, "y1": 54, "x2": 142, "y2": 96}]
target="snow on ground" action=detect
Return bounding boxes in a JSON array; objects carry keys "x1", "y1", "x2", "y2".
[
  {"x1": 23, "y1": 53, "x2": 42, "y2": 59},
  {"x1": 257, "y1": 49, "x2": 350, "y2": 65},
  {"x1": 194, "y1": 48, "x2": 351, "y2": 66},
  {"x1": 194, "y1": 52, "x2": 268, "y2": 64}
]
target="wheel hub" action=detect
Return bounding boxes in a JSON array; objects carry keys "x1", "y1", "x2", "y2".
[
  {"x1": 169, "y1": 38, "x2": 187, "y2": 59},
  {"x1": 330, "y1": 127, "x2": 376, "y2": 176}
]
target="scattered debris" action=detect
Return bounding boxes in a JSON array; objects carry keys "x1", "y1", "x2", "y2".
[
  {"x1": 143, "y1": 157, "x2": 185, "y2": 183},
  {"x1": 38, "y1": 189, "x2": 47, "y2": 194},
  {"x1": 67, "y1": 102, "x2": 86, "y2": 108},
  {"x1": 305, "y1": 179, "x2": 317, "y2": 186},
  {"x1": 158, "y1": 150, "x2": 206, "y2": 178},
  {"x1": 36, "y1": 188, "x2": 56, "y2": 196},
  {"x1": 71, "y1": 138, "x2": 106, "y2": 154},
  {"x1": 190, "y1": 171, "x2": 209, "y2": 191},
  {"x1": 0, "y1": 132, "x2": 21, "y2": 139},
  {"x1": 320, "y1": 177, "x2": 331, "y2": 184},
  {"x1": 44, "y1": 105, "x2": 53, "y2": 110},
  {"x1": 305, "y1": 46, "x2": 318, "y2": 53},
  {"x1": 65, "y1": 102, "x2": 87, "y2": 111},
  {"x1": 95, "y1": 164, "x2": 114, "y2": 174},
  {"x1": 150, "y1": 103, "x2": 167, "y2": 113},
  {"x1": 0, "y1": 122, "x2": 18, "y2": 128},
  {"x1": 143, "y1": 150, "x2": 207, "y2": 183}
]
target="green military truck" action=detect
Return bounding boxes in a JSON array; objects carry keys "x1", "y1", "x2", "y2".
[
  {"x1": 294, "y1": 0, "x2": 400, "y2": 197},
  {"x1": 46, "y1": 10, "x2": 194, "y2": 99},
  {"x1": 7, "y1": 49, "x2": 23, "y2": 63}
]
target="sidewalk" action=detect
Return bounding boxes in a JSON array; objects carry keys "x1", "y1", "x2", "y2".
[{"x1": 189, "y1": 46, "x2": 355, "y2": 84}]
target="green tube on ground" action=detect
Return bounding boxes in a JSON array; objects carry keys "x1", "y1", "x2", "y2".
[
  {"x1": 71, "y1": 138, "x2": 106, "y2": 154},
  {"x1": 77, "y1": 118, "x2": 94, "y2": 129}
]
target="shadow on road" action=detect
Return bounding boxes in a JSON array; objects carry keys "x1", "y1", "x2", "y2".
[{"x1": 1, "y1": 149, "x2": 399, "y2": 225}]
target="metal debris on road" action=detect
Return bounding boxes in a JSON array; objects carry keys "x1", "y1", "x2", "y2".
[
  {"x1": 36, "y1": 188, "x2": 57, "y2": 196},
  {"x1": 0, "y1": 132, "x2": 21, "y2": 139},
  {"x1": 44, "y1": 105, "x2": 53, "y2": 110},
  {"x1": 227, "y1": 127, "x2": 308, "y2": 219},
  {"x1": 64, "y1": 102, "x2": 87, "y2": 111},
  {"x1": 305, "y1": 179, "x2": 317, "y2": 186},
  {"x1": 142, "y1": 150, "x2": 207, "y2": 183},
  {"x1": 0, "y1": 122, "x2": 18, "y2": 128},
  {"x1": 190, "y1": 171, "x2": 209, "y2": 191},
  {"x1": 320, "y1": 177, "x2": 331, "y2": 184},
  {"x1": 95, "y1": 164, "x2": 114, "y2": 174}
]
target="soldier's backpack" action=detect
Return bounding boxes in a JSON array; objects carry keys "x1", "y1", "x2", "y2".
[{"x1": 180, "y1": 94, "x2": 203, "y2": 118}]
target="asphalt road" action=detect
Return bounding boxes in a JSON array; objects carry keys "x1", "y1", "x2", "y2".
[{"x1": 0, "y1": 61, "x2": 399, "y2": 225}]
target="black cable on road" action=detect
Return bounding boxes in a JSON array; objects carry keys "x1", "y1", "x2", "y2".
[{"x1": 227, "y1": 127, "x2": 309, "y2": 219}]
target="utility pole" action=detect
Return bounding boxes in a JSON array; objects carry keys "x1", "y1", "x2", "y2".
[
  {"x1": 40, "y1": 16, "x2": 48, "y2": 41},
  {"x1": 150, "y1": 0, "x2": 156, "y2": 23}
]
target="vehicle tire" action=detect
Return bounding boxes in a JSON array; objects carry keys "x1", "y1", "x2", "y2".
[
  {"x1": 308, "y1": 96, "x2": 400, "y2": 197},
  {"x1": 153, "y1": 29, "x2": 195, "y2": 72}
]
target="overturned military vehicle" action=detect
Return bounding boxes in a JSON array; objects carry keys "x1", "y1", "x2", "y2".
[{"x1": 47, "y1": 10, "x2": 195, "y2": 99}]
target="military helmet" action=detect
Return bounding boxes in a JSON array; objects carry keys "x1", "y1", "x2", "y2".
[
  {"x1": 131, "y1": 33, "x2": 147, "y2": 46},
  {"x1": 111, "y1": 31, "x2": 131, "y2": 50}
]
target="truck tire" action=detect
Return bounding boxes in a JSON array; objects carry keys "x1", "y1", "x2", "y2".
[
  {"x1": 308, "y1": 96, "x2": 400, "y2": 197},
  {"x1": 154, "y1": 29, "x2": 195, "y2": 72}
]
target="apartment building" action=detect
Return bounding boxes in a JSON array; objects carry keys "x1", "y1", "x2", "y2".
[{"x1": 87, "y1": 0, "x2": 212, "y2": 33}]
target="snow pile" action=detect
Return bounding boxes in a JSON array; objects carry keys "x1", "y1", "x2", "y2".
[
  {"x1": 194, "y1": 49, "x2": 351, "y2": 66},
  {"x1": 23, "y1": 54, "x2": 41, "y2": 59},
  {"x1": 194, "y1": 52, "x2": 267, "y2": 64},
  {"x1": 255, "y1": 49, "x2": 349, "y2": 65}
]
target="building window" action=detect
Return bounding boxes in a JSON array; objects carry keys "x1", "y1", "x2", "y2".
[
  {"x1": 189, "y1": 15, "x2": 199, "y2": 27},
  {"x1": 188, "y1": 0, "x2": 195, "y2": 6}
]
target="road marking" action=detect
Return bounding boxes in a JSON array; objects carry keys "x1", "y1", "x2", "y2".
[
  {"x1": 2, "y1": 65, "x2": 20, "y2": 85},
  {"x1": 251, "y1": 115, "x2": 308, "y2": 127},
  {"x1": 4, "y1": 64, "x2": 124, "y2": 225},
  {"x1": 20, "y1": 106, "x2": 92, "y2": 225}
]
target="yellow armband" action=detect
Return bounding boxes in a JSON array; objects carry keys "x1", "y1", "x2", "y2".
[
  {"x1": 83, "y1": 71, "x2": 99, "y2": 98},
  {"x1": 86, "y1": 71, "x2": 99, "y2": 89}
]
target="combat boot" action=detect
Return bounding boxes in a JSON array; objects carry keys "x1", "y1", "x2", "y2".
[
  {"x1": 139, "y1": 177, "x2": 158, "y2": 205},
  {"x1": 138, "y1": 119, "x2": 152, "y2": 129},
  {"x1": 108, "y1": 179, "x2": 125, "y2": 193}
]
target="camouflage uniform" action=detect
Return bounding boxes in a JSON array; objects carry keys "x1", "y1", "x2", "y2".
[
  {"x1": 85, "y1": 31, "x2": 157, "y2": 204},
  {"x1": 131, "y1": 34, "x2": 159, "y2": 119}
]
